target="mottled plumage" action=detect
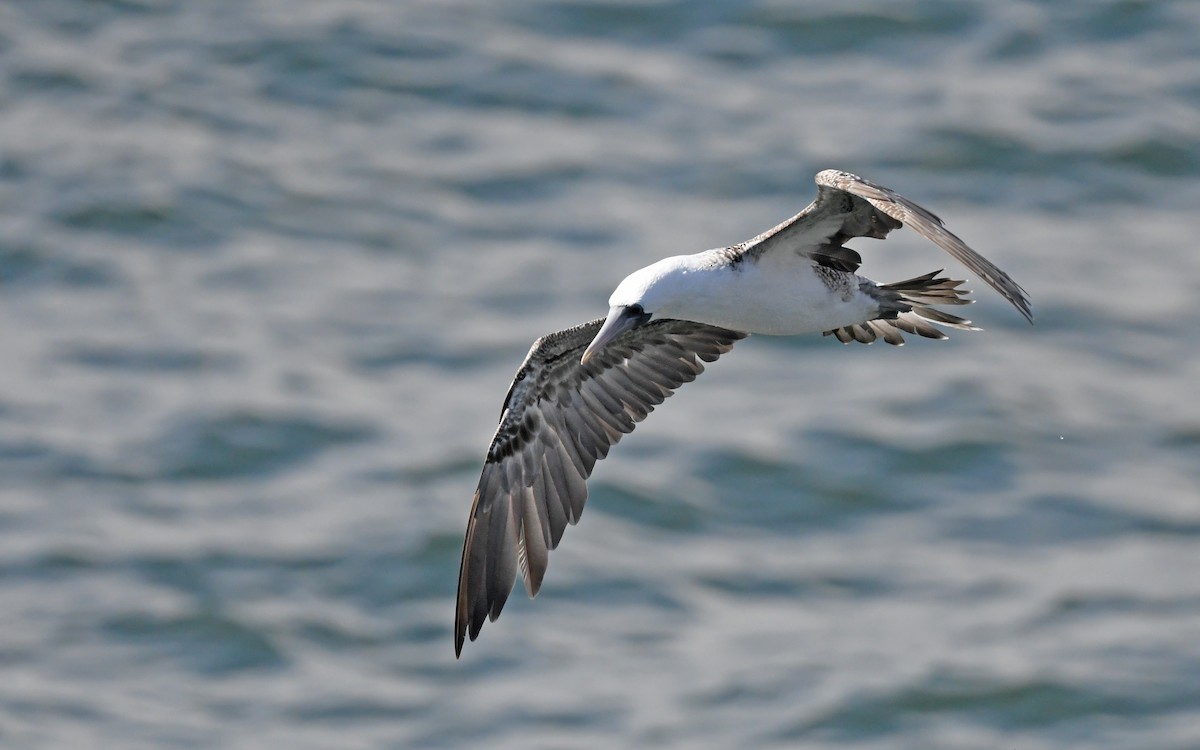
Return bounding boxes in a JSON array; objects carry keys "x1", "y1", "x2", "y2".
[{"x1": 455, "y1": 319, "x2": 743, "y2": 655}]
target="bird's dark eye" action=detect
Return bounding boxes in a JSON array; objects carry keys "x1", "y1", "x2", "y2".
[{"x1": 626, "y1": 303, "x2": 651, "y2": 324}]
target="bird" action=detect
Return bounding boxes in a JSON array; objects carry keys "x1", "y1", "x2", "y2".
[{"x1": 454, "y1": 169, "x2": 1032, "y2": 656}]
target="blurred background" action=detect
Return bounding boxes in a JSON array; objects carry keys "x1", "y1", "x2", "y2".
[{"x1": 1, "y1": 1, "x2": 1198, "y2": 748}]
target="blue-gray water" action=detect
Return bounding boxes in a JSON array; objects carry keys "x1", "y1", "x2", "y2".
[{"x1": 2, "y1": 1, "x2": 1199, "y2": 748}]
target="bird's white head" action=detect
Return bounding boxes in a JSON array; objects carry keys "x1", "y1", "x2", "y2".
[{"x1": 580, "y1": 256, "x2": 700, "y2": 364}]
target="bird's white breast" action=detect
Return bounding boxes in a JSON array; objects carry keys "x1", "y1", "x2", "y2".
[{"x1": 654, "y1": 251, "x2": 881, "y2": 336}]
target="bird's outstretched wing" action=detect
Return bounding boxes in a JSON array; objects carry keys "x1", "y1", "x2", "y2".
[
  {"x1": 455, "y1": 318, "x2": 744, "y2": 656},
  {"x1": 733, "y1": 169, "x2": 1033, "y2": 323}
]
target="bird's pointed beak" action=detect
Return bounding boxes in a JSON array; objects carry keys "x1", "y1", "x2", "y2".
[{"x1": 581, "y1": 305, "x2": 650, "y2": 365}]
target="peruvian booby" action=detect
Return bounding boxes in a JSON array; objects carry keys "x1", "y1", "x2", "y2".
[{"x1": 455, "y1": 169, "x2": 1032, "y2": 656}]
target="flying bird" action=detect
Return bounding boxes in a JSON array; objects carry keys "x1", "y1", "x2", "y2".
[{"x1": 454, "y1": 169, "x2": 1032, "y2": 656}]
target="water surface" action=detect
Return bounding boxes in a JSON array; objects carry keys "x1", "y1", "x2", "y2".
[{"x1": 1, "y1": 1, "x2": 1198, "y2": 748}]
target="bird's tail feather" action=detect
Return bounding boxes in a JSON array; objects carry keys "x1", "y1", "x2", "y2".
[{"x1": 825, "y1": 270, "x2": 977, "y2": 346}]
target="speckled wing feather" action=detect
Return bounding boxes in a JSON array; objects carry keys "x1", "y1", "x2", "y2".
[
  {"x1": 455, "y1": 318, "x2": 745, "y2": 656},
  {"x1": 731, "y1": 170, "x2": 1033, "y2": 323},
  {"x1": 814, "y1": 170, "x2": 1033, "y2": 322}
]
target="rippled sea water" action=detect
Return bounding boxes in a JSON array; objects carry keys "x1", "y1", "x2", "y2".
[{"x1": 2, "y1": 1, "x2": 1199, "y2": 748}]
